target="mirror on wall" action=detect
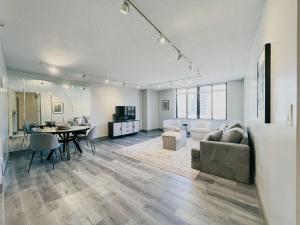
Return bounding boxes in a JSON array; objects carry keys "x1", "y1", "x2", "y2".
[{"x1": 7, "y1": 73, "x2": 90, "y2": 151}]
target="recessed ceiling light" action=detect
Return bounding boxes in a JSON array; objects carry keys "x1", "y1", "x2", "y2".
[
  {"x1": 48, "y1": 66, "x2": 59, "y2": 75},
  {"x1": 137, "y1": 85, "x2": 140, "y2": 89},
  {"x1": 105, "y1": 79, "x2": 109, "y2": 84},
  {"x1": 120, "y1": 0, "x2": 129, "y2": 15}
]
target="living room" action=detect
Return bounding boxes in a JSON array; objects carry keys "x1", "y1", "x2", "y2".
[{"x1": 0, "y1": 0, "x2": 299, "y2": 225}]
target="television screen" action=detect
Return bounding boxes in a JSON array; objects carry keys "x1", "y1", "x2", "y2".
[{"x1": 115, "y1": 106, "x2": 135, "y2": 121}]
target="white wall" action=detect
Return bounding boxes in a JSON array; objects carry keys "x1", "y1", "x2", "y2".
[
  {"x1": 244, "y1": 0, "x2": 297, "y2": 224},
  {"x1": 157, "y1": 80, "x2": 244, "y2": 128},
  {"x1": 227, "y1": 79, "x2": 244, "y2": 121},
  {"x1": 90, "y1": 83, "x2": 141, "y2": 137},
  {"x1": 157, "y1": 89, "x2": 176, "y2": 128},
  {"x1": 146, "y1": 90, "x2": 158, "y2": 130},
  {"x1": 0, "y1": 42, "x2": 8, "y2": 187}
]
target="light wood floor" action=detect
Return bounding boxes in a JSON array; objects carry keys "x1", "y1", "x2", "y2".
[{"x1": 2, "y1": 132, "x2": 264, "y2": 225}]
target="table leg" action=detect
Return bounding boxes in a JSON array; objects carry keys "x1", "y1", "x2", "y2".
[
  {"x1": 73, "y1": 134, "x2": 83, "y2": 154},
  {"x1": 66, "y1": 133, "x2": 70, "y2": 160}
]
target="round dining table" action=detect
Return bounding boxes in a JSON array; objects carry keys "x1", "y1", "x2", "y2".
[{"x1": 37, "y1": 126, "x2": 90, "y2": 160}]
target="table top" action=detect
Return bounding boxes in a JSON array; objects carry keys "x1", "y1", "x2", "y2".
[{"x1": 37, "y1": 126, "x2": 90, "y2": 134}]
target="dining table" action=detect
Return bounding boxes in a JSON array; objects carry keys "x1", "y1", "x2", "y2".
[{"x1": 37, "y1": 126, "x2": 90, "y2": 160}]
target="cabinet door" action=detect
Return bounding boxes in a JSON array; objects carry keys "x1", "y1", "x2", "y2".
[
  {"x1": 113, "y1": 123, "x2": 122, "y2": 136},
  {"x1": 122, "y1": 122, "x2": 133, "y2": 134},
  {"x1": 133, "y1": 121, "x2": 140, "y2": 133}
]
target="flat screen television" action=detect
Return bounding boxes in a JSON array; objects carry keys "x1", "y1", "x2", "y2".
[{"x1": 115, "y1": 106, "x2": 136, "y2": 121}]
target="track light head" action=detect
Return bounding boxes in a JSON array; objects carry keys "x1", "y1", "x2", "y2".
[
  {"x1": 120, "y1": 0, "x2": 130, "y2": 15},
  {"x1": 158, "y1": 34, "x2": 166, "y2": 44},
  {"x1": 177, "y1": 52, "x2": 182, "y2": 60}
]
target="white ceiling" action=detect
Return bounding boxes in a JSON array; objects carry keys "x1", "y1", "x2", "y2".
[{"x1": 0, "y1": 0, "x2": 264, "y2": 89}]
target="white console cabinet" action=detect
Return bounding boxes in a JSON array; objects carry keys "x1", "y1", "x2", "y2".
[{"x1": 108, "y1": 120, "x2": 140, "y2": 138}]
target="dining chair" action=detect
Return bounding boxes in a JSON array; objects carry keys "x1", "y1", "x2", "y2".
[
  {"x1": 21, "y1": 123, "x2": 38, "y2": 147},
  {"x1": 28, "y1": 133, "x2": 61, "y2": 173},
  {"x1": 86, "y1": 127, "x2": 97, "y2": 155}
]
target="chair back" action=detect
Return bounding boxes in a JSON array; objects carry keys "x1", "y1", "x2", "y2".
[
  {"x1": 163, "y1": 119, "x2": 182, "y2": 130},
  {"x1": 87, "y1": 127, "x2": 97, "y2": 140},
  {"x1": 30, "y1": 133, "x2": 60, "y2": 152}
]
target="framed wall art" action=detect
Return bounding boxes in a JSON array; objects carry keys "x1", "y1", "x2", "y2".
[
  {"x1": 52, "y1": 102, "x2": 64, "y2": 114},
  {"x1": 257, "y1": 43, "x2": 271, "y2": 123},
  {"x1": 162, "y1": 100, "x2": 169, "y2": 111}
]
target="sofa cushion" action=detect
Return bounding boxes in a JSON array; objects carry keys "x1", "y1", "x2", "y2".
[
  {"x1": 207, "y1": 130, "x2": 223, "y2": 141},
  {"x1": 164, "y1": 126, "x2": 180, "y2": 131},
  {"x1": 227, "y1": 121, "x2": 244, "y2": 130},
  {"x1": 220, "y1": 128, "x2": 244, "y2": 143}
]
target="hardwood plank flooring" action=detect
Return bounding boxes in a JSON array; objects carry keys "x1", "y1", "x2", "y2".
[{"x1": 2, "y1": 131, "x2": 264, "y2": 225}]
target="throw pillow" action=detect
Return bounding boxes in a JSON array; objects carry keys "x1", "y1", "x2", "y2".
[
  {"x1": 218, "y1": 123, "x2": 228, "y2": 133},
  {"x1": 207, "y1": 130, "x2": 223, "y2": 141},
  {"x1": 227, "y1": 121, "x2": 244, "y2": 130},
  {"x1": 82, "y1": 115, "x2": 89, "y2": 124},
  {"x1": 220, "y1": 127, "x2": 244, "y2": 143}
]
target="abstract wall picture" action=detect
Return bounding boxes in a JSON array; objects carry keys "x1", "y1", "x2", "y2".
[
  {"x1": 162, "y1": 100, "x2": 169, "y2": 111},
  {"x1": 52, "y1": 102, "x2": 64, "y2": 114},
  {"x1": 257, "y1": 43, "x2": 271, "y2": 123}
]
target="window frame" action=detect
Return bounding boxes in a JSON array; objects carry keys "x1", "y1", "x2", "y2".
[{"x1": 176, "y1": 82, "x2": 227, "y2": 120}]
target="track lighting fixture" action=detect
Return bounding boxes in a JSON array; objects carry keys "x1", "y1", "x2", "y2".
[
  {"x1": 158, "y1": 34, "x2": 166, "y2": 44},
  {"x1": 177, "y1": 53, "x2": 182, "y2": 61},
  {"x1": 120, "y1": 0, "x2": 130, "y2": 15}
]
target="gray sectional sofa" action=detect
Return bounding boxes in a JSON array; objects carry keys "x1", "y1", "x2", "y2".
[{"x1": 191, "y1": 121, "x2": 250, "y2": 184}]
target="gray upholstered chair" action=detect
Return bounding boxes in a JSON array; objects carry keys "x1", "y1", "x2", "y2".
[
  {"x1": 87, "y1": 127, "x2": 97, "y2": 155},
  {"x1": 28, "y1": 133, "x2": 61, "y2": 172},
  {"x1": 21, "y1": 123, "x2": 38, "y2": 147}
]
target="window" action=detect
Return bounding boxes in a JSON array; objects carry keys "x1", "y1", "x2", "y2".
[
  {"x1": 176, "y1": 89, "x2": 186, "y2": 118},
  {"x1": 187, "y1": 88, "x2": 197, "y2": 119},
  {"x1": 176, "y1": 83, "x2": 227, "y2": 120},
  {"x1": 199, "y1": 86, "x2": 212, "y2": 119},
  {"x1": 212, "y1": 84, "x2": 226, "y2": 120}
]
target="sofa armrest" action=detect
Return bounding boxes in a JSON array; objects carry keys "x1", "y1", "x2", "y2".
[{"x1": 199, "y1": 141, "x2": 250, "y2": 184}]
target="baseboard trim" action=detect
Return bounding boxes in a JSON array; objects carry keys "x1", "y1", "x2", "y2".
[
  {"x1": 140, "y1": 128, "x2": 163, "y2": 133},
  {"x1": 255, "y1": 181, "x2": 269, "y2": 225}
]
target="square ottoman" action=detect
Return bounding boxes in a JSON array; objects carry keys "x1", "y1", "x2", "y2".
[{"x1": 161, "y1": 130, "x2": 187, "y2": 150}]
